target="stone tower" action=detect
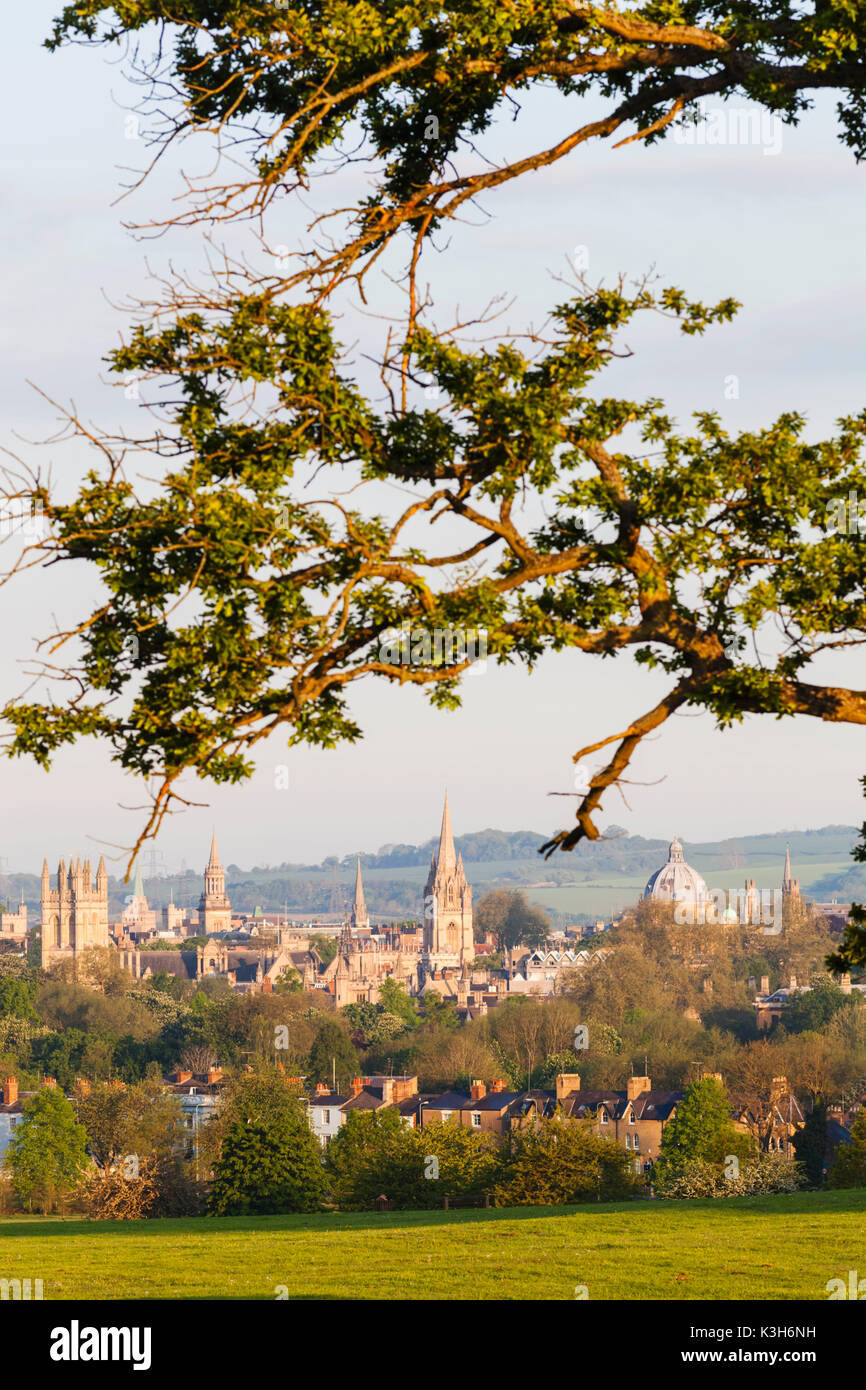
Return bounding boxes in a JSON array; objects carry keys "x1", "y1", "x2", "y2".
[
  {"x1": 422, "y1": 793, "x2": 473, "y2": 971},
  {"x1": 198, "y1": 833, "x2": 232, "y2": 935},
  {"x1": 41, "y1": 854, "x2": 109, "y2": 968}
]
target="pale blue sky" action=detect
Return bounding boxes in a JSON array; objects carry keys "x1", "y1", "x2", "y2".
[{"x1": 2, "y1": 5, "x2": 865, "y2": 873}]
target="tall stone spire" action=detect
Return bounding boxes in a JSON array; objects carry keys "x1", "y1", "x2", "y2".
[
  {"x1": 350, "y1": 857, "x2": 369, "y2": 930},
  {"x1": 208, "y1": 830, "x2": 221, "y2": 869},
  {"x1": 423, "y1": 792, "x2": 473, "y2": 970},
  {"x1": 133, "y1": 860, "x2": 145, "y2": 900},
  {"x1": 434, "y1": 791, "x2": 457, "y2": 873},
  {"x1": 782, "y1": 843, "x2": 799, "y2": 899}
]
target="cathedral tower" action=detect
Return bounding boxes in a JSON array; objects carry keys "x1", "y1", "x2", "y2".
[
  {"x1": 422, "y1": 793, "x2": 473, "y2": 971},
  {"x1": 40, "y1": 854, "x2": 109, "y2": 968}
]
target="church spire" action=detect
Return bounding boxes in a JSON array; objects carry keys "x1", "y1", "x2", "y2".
[
  {"x1": 353, "y1": 858, "x2": 366, "y2": 917},
  {"x1": 349, "y1": 857, "x2": 369, "y2": 930},
  {"x1": 435, "y1": 791, "x2": 457, "y2": 873},
  {"x1": 207, "y1": 830, "x2": 221, "y2": 870},
  {"x1": 783, "y1": 843, "x2": 792, "y2": 892},
  {"x1": 133, "y1": 860, "x2": 144, "y2": 900}
]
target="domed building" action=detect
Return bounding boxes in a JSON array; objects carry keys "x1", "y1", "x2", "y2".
[{"x1": 642, "y1": 836, "x2": 710, "y2": 922}]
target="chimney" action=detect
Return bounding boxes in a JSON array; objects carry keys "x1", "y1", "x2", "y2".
[
  {"x1": 760, "y1": 975, "x2": 770, "y2": 995},
  {"x1": 470, "y1": 1080, "x2": 487, "y2": 1101},
  {"x1": 1, "y1": 1077, "x2": 18, "y2": 1106},
  {"x1": 770, "y1": 1076, "x2": 788, "y2": 1102},
  {"x1": 315, "y1": 1082, "x2": 329, "y2": 1095},
  {"x1": 747, "y1": 975, "x2": 756, "y2": 993},
  {"x1": 789, "y1": 974, "x2": 797, "y2": 990},
  {"x1": 490, "y1": 1079, "x2": 506, "y2": 1094},
  {"x1": 205, "y1": 1067, "x2": 222, "y2": 1084},
  {"x1": 350, "y1": 1077, "x2": 364, "y2": 1096},
  {"x1": 42, "y1": 1076, "x2": 57, "y2": 1088},
  {"x1": 173, "y1": 1070, "x2": 192, "y2": 1084},
  {"x1": 627, "y1": 1076, "x2": 652, "y2": 1102},
  {"x1": 74, "y1": 1078, "x2": 90, "y2": 1095},
  {"x1": 555, "y1": 1073, "x2": 581, "y2": 1103},
  {"x1": 841, "y1": 973, "x2": 852, "y2": 995},
  {"x1": 380, "y1": 1078, "x2": 394, "y2": 1104}
]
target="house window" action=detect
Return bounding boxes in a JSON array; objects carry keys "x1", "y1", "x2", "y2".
[
  {"x1": 472, "y1": 1112, "x2": 481, "y2": 1128},
  {"x1": 600, "y1": 1110, "x2": 608, "y2": 1124},
  {"x1": 323, "y1": 1110, "x2": 330, "y2": 1124},
  {"x1": 628, "y1": 1109, "x2": 635, "y2": 1124}
]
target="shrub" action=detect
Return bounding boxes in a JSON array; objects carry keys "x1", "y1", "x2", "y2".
[
  {"x1": 493, "y1": 1120, "x2": 635, "y2": 1207},
  {"x1": 655, "y1": 1151, "x2": 802, "y2": 1199}
]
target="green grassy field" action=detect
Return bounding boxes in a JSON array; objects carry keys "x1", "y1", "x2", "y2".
[{"x1": 1, "y1": 1190, "x2": 864, "y2": 1300}]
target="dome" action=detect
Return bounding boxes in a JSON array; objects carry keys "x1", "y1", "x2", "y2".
[{"x1": 642, "y1": 836, "x2": 709, "y2": 908}]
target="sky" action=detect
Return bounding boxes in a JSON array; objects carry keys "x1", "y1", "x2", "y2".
[{"x1": 1, "y1": 5, "x2": 866, "y2": 876}]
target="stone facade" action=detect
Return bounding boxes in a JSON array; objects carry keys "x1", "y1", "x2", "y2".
[{"x1": 40, "y1": 855, "x2": 109, "y2": 968}]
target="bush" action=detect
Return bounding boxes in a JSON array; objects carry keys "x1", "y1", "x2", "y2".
[
  {"x1": 493, "y1": 1120, "x2": 635, "y2": 1207},
  {"x1": 655, "y1": 1151, "x2": 802, "y2": 1199},
  {"x1": 327, "y1": 1109, "x2": 499, "y2": 1210},
  {"x1": 78, "y1": 1156, "x2": 202, "y2": 1220}
]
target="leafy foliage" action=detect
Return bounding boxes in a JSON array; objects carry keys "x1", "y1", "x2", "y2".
[
  {"x1": 46, "y1": 3, "x2": 866, "y2": 284},
  {"x1": 326, "y1": 1107, "x2": 499, "y2": 1210},
  {"x1": 828, "y1": 1104, "x2": 866, "y2": 1188},
  {"x1": 493, "y1": 1117, "x2": 635, "y2": 1206},
  {"x1": 306, "y1": 1017, "x2": 360, "y2": 1089},
  {"x1": 207, "y1": 1074, "x2": 325, "y2": 1214},
  {"x1": 7, "y1": 1086, "x2": 89, "y2": 1213},
  {"x1": 655, "y1": 1076, "x2": 748, "y2": 1181}
]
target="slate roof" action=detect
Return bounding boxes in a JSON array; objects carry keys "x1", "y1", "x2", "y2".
[
  {"x1": 422, "y1": 1091, "x2": 470, "y2": 1110},
  {"x1": 343, "y1": 1088, "x2": 388, "y2": 1110},
  {"x1": 139, "y1": 950, "x2": 198, "y2": 979},
  {"x1": 461, "y1": 1091, "x2": 523, "y2": 1112},
  {"x1": 629, "y1": 1091, "x2": 681, "y2": 1122}
]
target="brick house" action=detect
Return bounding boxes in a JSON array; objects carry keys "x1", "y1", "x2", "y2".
[{"x1": 554, "y1": 1073, "x2": 682, "y2": 1171}]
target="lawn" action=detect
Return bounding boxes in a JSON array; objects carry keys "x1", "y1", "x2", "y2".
[{"x1": 0, "y1": 1190, "x2": 863, "y2": 1300}]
